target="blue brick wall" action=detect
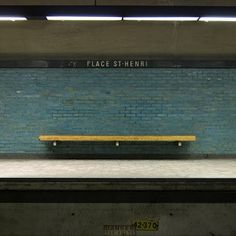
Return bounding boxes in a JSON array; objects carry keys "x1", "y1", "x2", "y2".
[{"x1": 0, "y1": 68, "x2": 235, "y2": 155}]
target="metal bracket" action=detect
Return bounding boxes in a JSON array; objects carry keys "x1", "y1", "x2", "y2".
[
  {"x1": 178, "y1": 141, "x2": 182, "y2": 147},
  {"x1": 115, "y1": 141, "x2": 120, "y2": 147}
]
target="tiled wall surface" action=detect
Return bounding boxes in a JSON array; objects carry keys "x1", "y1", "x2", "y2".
[{"x1": 0, "y1": 68, "x2": 235, "y2": 155}]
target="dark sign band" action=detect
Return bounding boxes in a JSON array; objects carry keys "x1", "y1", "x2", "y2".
[{"x1": 1, "y1": 60, "x2": 236, "y2": 68}]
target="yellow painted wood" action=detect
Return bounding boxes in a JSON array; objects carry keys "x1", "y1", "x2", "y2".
[{"x1": 39, "y1": 135, "x2": 196, "y2": 142}]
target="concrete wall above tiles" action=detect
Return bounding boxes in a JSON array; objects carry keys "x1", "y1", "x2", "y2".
[{"x1": 1, "y1": 21, "x2": 236, "y2": 59}]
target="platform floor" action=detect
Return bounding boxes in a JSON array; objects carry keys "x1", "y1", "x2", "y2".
[{"x1": 0, "y1": 158, "x2": 235, "y2": 178}]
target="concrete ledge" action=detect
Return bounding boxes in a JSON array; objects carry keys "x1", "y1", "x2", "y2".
[
  {"x1": 0, "y1": 158, "x2": 235, "y2": 201},
  {"x1": 0, "y1": 158, "x2": 235, "y2": 178},
  {"x1": 0, "y1": 178, "x2": 236, "y2": 191}
]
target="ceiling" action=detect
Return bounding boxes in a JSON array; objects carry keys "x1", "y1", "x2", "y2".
[
  {"x1": 1, "y1": 0, "x2": 236, "y2": 6},
  {"x1": 0, "y1": 6, "x2": 236, "y2": 19}
]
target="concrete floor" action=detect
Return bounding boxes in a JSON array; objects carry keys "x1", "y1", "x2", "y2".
[{"x1": 0, "y1": 159, "x2": 235, "y2": 178}]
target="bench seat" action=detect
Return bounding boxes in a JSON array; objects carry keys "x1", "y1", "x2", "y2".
[{"x1": 39, "y1": 135, "x2": 196, "y2": 142}]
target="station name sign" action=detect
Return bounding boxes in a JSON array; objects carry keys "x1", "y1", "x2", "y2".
[
  {"x1": 87, "y1": 60, "x2": 148, "y2": 68},
  {"x1": 67, "y1": 60, "x2": 149, "y2": 68},
  {"x1": 2, "y1": 59, "x2": 231, "y2": 68}
]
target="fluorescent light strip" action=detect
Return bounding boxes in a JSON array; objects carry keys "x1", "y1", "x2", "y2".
[
  {"x1": 46, "y1": 16, "x2": 122, "y2": 21},
  {"x1": 0, "y1": 17, "x2": 27, "y2": 21},
  {"x1": 123, "y1": 17, "x2": 199, "y2": 21},
  {"x1": 200, "y1": 17, "x2": 236, "y2": 22}
]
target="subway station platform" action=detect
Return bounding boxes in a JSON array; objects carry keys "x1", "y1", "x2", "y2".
[
  {"x1": 0, "y1": 159, "x2": 235, "y2": 235},
  {"x1": 0, "y1": 158, "x2": 235, "y2": 203}
]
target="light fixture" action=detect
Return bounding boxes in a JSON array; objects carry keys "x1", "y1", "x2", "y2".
[
  {"x1": 199, "y1": 17, "x2": 236, "y2": 22},
  {"x1": 46, "y1": 16, "x2": 122, "y2": 21},
  {"x1": 0, "y1": 17, "x2": 27, "y2": 21},
  {"x1": 123, "y1": 17, "x2": 199, "y2": 21}
]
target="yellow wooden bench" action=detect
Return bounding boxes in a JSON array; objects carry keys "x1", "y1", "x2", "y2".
[{"x1": 39, "y1": 135, "x2": 196, "y2": 147}]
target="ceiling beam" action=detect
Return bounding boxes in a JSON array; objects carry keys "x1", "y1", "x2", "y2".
[{"x1": 97, "y1": 0, "x2": 236, "y2": 6}]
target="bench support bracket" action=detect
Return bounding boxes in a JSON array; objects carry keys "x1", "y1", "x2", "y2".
[{"x1": 178, "y1": 141, "x2": 182, "y2": 147}]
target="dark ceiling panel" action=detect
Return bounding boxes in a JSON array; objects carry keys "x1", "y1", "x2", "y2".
[
  {"x1": 0, "y1": 0, "x2": 94, "y2": 5},
  {"x1": 97, "y1": 0, "x2": 236, "y2": 6},
  {"x1": 1, "y1": 0, "x2": 236, "y2": 6},
  {"x1": 0, "y1": 6, "x2": 236, "y2": 19}
]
